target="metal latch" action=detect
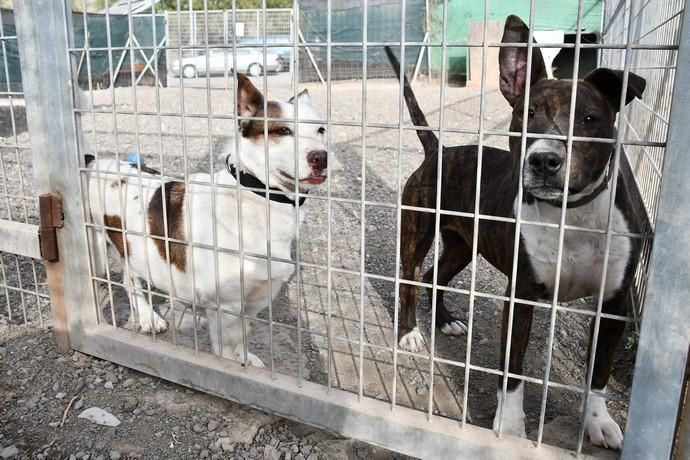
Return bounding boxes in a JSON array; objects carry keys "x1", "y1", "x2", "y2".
[{"x1": 38, "y1": 193, "x2": 64, "y2": 262}]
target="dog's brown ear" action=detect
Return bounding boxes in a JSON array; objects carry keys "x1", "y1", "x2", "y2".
[
  {"x1": 584, "y1": 68, "x2": 646, "y2": 111},
  {"x1": 237, "y1": 73, "x2": 264, "y2": 118},
  {"x1": 499, "y1": 15, "x2": 548, "y2": 106}
]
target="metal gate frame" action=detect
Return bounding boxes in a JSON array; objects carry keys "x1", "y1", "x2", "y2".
[{"x1": 11, "y1": 1, "x2": 690, "y2": 459}]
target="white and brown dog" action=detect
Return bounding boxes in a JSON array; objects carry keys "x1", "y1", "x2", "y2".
[{"x1": 86, "y1": 74, "x2": 327, "y2": 368}]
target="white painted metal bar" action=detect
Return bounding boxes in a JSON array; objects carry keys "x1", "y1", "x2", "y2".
[
  {"x1": 425, "y1": 0, "x2": 450, "y2": 421},
  {"x1": 539, "y1": 2, "x2": 587, "y2": 448},
  {"x1": 357, "y1": 0, "x2": 370, "y2": 403},
  {"x1": 462, "y1": 0, "x2": 491, "y2": 428},
  {"x1": 498, "y1": 0, "x2": 538, "y2": 437},
  {"x1": 291, "y1": 0, "x2": 304, "y2": 387},
  {"x1": 125, "y1": 0, "x2": 166, "y2": 344},
  {"x1": 174, "y1": 0, "x2": 200, "y2": 355},
  {"x1": 0, "y1": 221, "x2": 40, "y2": 259},
  {"x1": 229, "y1": 0, "x2": 252, "y2": 371},
  {"x1": 325, "y1": 0, "x2": 334, "y2": 392}
]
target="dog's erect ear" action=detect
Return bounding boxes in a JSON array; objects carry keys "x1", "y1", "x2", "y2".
[
  {"x1": 584, "y1": 68, "x2": 646, "y2": 111},
  {"x1": 499, "y1": 15, "x2": 548, "y2": 106},
  {"x1": 288, "y1": 89, "x2": 311, "y2": 105},
  {"x1": 237, "y1": 73, "x2": 264, "y2": 118}
]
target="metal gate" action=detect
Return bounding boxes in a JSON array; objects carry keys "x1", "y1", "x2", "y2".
[{"x1": 4, "y1": 0, "x2": 690, "y2": 459}]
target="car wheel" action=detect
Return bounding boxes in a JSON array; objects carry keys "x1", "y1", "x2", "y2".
[
  {"x1": 247, "y1": 63, "x2": 262, "y2": 77},
  {"x1": 182, "y1": 65, "x2": 197, "y2": 79}
]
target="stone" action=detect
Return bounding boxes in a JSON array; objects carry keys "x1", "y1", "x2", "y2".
[
  {"x1": 109, "y1": 452, "x2": 120, "y2": 460},
  {"x1": 121, "y1": 397, "x2": 138, "y2": 412},
  {"x1": 104, "y1": 381, "x2": 114, "y2": 390},
  {"x1": 193, "y1": 423, "x2": 205, "y2": 433},
  {"x1": 78, "y1": 407, "x2": 121, "y2": 427},
  {"x1": 263, "y1": 446, "x2": 280, "y2": 460},
  {"x1": 0, "y1": 446, "x2": 19, "y2": 459},
  {"x1": 56, "y1": 392, "x2": 67, "y2": 399},
  {"x1": 215, "y1": 438, "x2": 233, "y2": 452},
  {"x1": 207, "y1": 420, "x2": 219, "y2": 432}
]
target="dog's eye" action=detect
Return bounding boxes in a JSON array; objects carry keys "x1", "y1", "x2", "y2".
[
  {"x1": 276, "y1": 127, "x2": 293, "y2": 136},
  {"x1": 317, "y1": 127, "x2": 325, "y2": 135},
  {"x1": 583, "y1": 114, "x2": 597, "y2": 123},
  {"x1": 527, "y1": 108, "x2": 535, "y2": 120}
]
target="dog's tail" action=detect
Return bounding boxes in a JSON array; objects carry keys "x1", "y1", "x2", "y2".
[{"x1": 384, "y1": 46, "x2": 439, "y2": 158}]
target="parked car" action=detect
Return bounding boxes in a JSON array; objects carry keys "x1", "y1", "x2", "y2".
[
  {"x1": 238, "y1": 35, "x2": 293, "y2": 71},
  {"x1": 170, "y1": 48, "x2": 281, "y2": 78}
]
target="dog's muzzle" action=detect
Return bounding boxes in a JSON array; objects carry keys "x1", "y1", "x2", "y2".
[
  {"x1": 524, "y1": 151, "x2": 565, "y2": 199},
  {"x1": 303, "y1": 149, "x2": 328, "y2": 184}
]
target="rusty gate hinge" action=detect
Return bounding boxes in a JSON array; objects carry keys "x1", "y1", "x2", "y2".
[{"x1": 38, "y1": 193, "x2": 64, "y2": 262}]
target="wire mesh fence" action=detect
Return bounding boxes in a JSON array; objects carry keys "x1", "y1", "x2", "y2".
[
  {"x1": 601, "y1": 0, "x2": 684, "y2": 318},
  {"x1": 4, "y1": 0, "x2": 690, "y2": 458},
  {"x1": 0, "y1": 8, "x2": 50, "y2": 327}
]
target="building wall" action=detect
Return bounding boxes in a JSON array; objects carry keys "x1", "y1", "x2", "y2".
[{"x1": 429, "y1": 0, "x2": 603, "y2": 82}]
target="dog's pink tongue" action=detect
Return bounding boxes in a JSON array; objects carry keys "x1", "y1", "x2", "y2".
[{"x1": 304, "y1": 176, "x2": 326, "y2": 185}]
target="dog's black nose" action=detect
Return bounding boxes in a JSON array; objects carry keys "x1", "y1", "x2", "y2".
[
  {"x1": 528, "y1": 151, "x2": 563, "y2": 175},
  {"x1": 307, "y1": 150, "x2": 328, "y2": 171}
]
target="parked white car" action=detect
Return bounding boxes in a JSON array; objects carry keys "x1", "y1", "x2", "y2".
[{"x1": 170, "y1": 48, "x2": 281, "y2": 78}]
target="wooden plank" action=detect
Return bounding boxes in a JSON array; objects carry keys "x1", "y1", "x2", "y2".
[
  {"x1": 467, "y1": 20, "x2": 503, "y2": 89},
  {"x1": 0, "y1": 221, "x2": 40, "y2": 259}
]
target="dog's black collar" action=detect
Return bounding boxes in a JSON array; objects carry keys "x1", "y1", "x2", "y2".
[
  {"x1": 225, "y1": 155, "x2": 306, "y2": 207},
  {"x1": 525, "y1": 150, "x2": 615, "y2": 209}
]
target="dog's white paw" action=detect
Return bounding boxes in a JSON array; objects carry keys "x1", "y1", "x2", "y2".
[
  {"x1": 399, "y1": 327, "x2": 425, "y2": 352},
  {"x1": 440, "y1": 320, "x2": 467, "y2": 336},
  {"x1": 244, "y1": 351, "x2": 266, "y2": 369},
  {"x1": 139, "y1": 311, "x2": 168, "y2": 334},
  {"x1": 584, "y1": 392, "x2": 623, "y2": 450},
  {"x1": 227, "y1": 346, "x2": 265, "y2": 369},
  {"x1": 493, "y1": 409, "x2": 526, "y2": 438},
  {"x1": 493, "y1": 384, "x2": 526, "y2": 438}
]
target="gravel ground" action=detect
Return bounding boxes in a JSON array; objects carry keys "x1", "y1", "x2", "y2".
[
  {"x1": 0, "y1": 324, "x2": 408, "y2": 460},
  {"x1": 0, "y1": 73, "x2": 634, "y2": 458}
]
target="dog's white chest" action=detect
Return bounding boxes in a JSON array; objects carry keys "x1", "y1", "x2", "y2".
[{"x1": 517, "y1": 194, "x2": 632, "y2": 301}]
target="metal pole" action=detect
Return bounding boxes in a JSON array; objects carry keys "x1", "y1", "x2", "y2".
[
  {"x1": 622, "y1": 4, "x2": 690, "y2": 458},
  {"x1": 14, "y1": 0, "x2": 96, "y2": 348},
  {"x1": 676, "y1": 362, "x2": 690, "y2": 459}
]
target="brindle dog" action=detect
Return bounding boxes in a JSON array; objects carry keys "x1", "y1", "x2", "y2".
[{"x1": 386, "y1": 15, "x2": 645, "y2": 450}]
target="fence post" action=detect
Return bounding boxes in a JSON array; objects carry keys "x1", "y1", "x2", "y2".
[
  {"x1": 14, "y1": 0, "x2": 96, "y2": 350},
  {"x1": 621, "y1": 6, "x2": 690, "y2": 459}
]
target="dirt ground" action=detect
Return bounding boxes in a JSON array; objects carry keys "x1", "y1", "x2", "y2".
[
  {"x1": 0, "y1": 323, "x2": 408, "y2": 460},
  {"x1": 0, "y1": 73, "x2": 634, "y2": 458}
]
